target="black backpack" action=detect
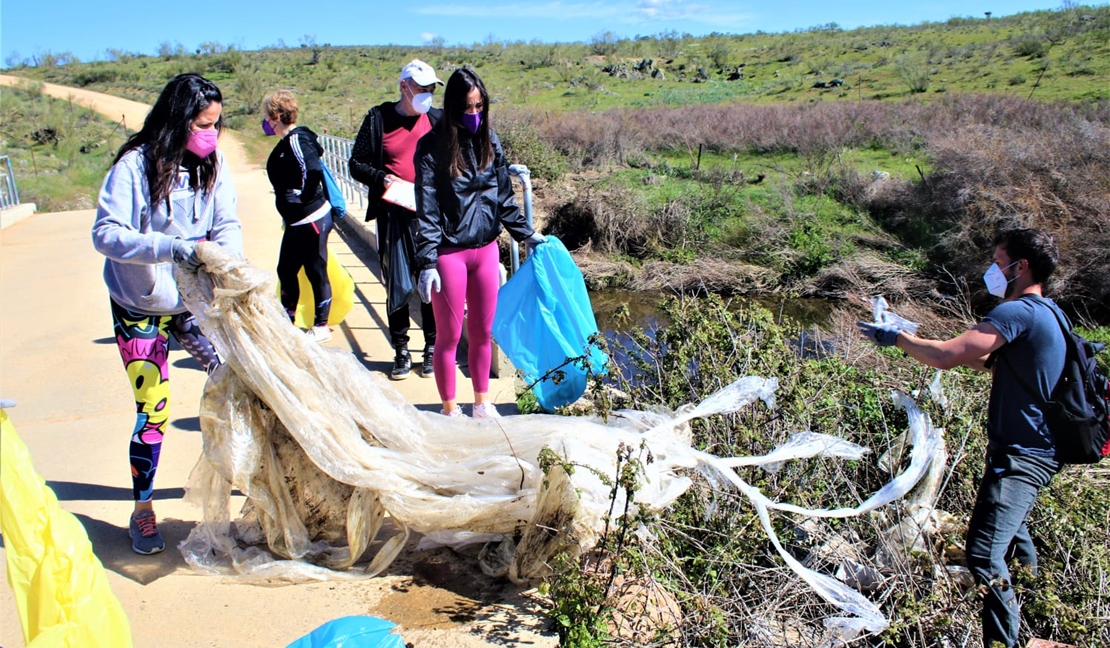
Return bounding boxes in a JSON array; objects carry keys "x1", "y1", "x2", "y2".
[{"x1": 1003, "y1": 295, "x2": 1110, "y2": 464}]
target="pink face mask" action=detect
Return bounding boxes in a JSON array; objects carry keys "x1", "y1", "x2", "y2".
[{"x1": 186, "y1": 129, "x2": 219, "y2": 158}]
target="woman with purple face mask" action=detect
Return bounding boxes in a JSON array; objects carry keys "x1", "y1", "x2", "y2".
[
  {"x1": 262, "y1": 89, "x2": 334, "y2": 344},
  {"x1": 91, "y1": 73, "x2": 243, "y2": 555},
  {"x1": 413, "y1": 68, "x2": 546, "y2": 418}
]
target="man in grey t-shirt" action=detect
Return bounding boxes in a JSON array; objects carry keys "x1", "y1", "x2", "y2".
[{"x1": 857, "y1": 227, "x2": 1065, "y2": 648}]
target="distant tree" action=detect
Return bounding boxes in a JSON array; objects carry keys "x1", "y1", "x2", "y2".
[
  {"x1": 657, "y1": 29, "x2": 681, "y2": 58},
  {"x1": 5, "y1": 51, "x2": 23, "y2": 69},
  {"x1": 705, "y1": 36, "x2": 731, "y2": 69},
  {"x1": 157, "y1": 41, "x2": 185, "y2": 60},
  {"x1": 198, "y1": 41, "x2": 227, "y2": 55},
  {"x1": 590, "y1": 31, "x2": 620, "y2": 56},
  {"x1": 895, "y1": 52, "x2": 931, "y2": 93}
]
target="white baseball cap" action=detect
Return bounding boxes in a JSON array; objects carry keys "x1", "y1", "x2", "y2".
[{"x1": 399, "y1": 59, "x2": 444, "y2": 86}]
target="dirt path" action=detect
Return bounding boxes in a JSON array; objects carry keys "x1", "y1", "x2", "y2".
[{"x1": 0, "y1": 75, "x2": 555, "y2": 648}]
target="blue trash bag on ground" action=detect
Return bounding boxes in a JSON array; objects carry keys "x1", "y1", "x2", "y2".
[
  {"x1": 493, "y1": 235, "x2": 608, "y2": 411},
  {"x1": 286, "y1": 616, "x2": 404, "y2": 648}
]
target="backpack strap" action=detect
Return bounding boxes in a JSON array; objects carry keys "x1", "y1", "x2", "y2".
[{"x1": 998, "y1": 294, "x2": 1072, "y2": 405}]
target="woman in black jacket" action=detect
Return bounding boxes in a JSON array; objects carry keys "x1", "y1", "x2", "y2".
[
  {"x1": 414, "y1": 68, "x2": 545, "y2": 417},
  {"x1": 263, "y1": 89, "x2": 333, "y2": 343}
]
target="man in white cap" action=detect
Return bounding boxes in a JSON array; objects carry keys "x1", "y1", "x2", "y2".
[{"x1": 349, "y1": 59, "x2": 444, "y2": 380}]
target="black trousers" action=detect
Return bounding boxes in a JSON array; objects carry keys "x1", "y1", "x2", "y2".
[{"x1": 277, "y1": 212, "x2": 333, "y2": 327}]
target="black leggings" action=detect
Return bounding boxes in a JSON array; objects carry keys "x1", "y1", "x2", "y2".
[{"x1": 278, "y1": 212, "x2": 333, "y2": 327}]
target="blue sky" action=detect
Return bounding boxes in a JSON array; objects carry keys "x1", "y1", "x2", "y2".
[{"x1": 2, "y1": 0, "x2": 1069, "y2": 66}]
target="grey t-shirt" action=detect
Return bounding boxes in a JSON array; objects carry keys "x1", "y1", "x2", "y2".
[{"x1": 982, "y1": 295, "x2": 1067, "y2": 458}]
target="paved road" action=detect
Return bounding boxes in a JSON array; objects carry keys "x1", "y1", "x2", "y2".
[{"x1": 0, "y1": 76, "x2": 548, "y2": 648}]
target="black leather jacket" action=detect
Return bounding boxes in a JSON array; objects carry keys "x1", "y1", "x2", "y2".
[{"x1": 413, "y1": 125, "x2": 533, "y2": 271}]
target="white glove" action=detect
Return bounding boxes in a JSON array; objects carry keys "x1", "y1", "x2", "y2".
[
  {"x1": 524, "y1": 231, "x2": 547, "y2": 254},
  {"x1": 171, "y1": 239, "x2": 203, "y2": 273},
  {"x1": 418, "y1": 268, "x2": 441, "y2": 303}
]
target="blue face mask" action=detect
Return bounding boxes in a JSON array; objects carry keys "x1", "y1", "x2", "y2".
[{"x1": 262, "y1": 118, "x2": 276, "y2": 136}]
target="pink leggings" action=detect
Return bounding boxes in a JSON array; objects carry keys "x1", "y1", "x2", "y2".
[{"x1": 431, "y1": 241, "x2": 500, "y2": 401}]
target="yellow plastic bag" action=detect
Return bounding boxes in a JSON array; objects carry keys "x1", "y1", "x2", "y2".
[
  {"x1": 280, "y1": 251, "x2": 355, "y2": 329},
  {"x1": 0, "y1": 408, "x2": 133, "y2": 647}
]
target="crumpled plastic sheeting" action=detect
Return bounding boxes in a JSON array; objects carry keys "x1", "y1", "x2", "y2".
[{"x1": 175, "y1": 243, "x2": 945, "y2": 636}]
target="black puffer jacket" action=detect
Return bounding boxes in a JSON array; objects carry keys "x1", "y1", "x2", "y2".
[
  {"x1": 413, "y1": 125, "x2": 533, "y2": 271},
  {"x1": 266, "y1": 126, "x2": 327, "y2": 226}
]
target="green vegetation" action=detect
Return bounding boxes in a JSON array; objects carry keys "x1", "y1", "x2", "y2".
[
  {"x1": 0, "y1": 81, "x2": 127, "y2": 210},
  {"x1": 6, "y1": 6, "x2": 1108, "y2": 129},
  {"x1": 527, "y1": 296, "x2": 1110, "y2": 647},
  {"x1": 4, "y1": 6, "x2": 1108, "y2": 647}
]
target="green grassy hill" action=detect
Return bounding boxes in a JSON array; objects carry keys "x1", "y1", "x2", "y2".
[
  {"x1": 6, "y1": 6, "x2": 1108, "y2": 136},
  {"x1": 3, "y1": 5, "x2": 1108, "y2": 320}
]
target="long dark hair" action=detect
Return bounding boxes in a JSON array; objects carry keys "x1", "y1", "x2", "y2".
[
  {"x1": 114, "y1": 73, "x2": 223, "y2": 204},
  {"x1": 439, "y1": 68, "x2": 493, "y2": 178}
]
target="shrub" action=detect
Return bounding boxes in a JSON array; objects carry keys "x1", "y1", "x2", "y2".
[
  {"x1": 540, "y1": 295, "x2": 1110, "y2": 647},
  {"x1": 1014, "y1": 38, "x2": 1048, "y2": 58}
]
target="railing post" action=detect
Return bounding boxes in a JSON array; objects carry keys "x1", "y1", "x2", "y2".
[
  {"x1": 0, "y1": 156, "x2": 21, "y2": 210},
  {"x1": 507, "y1": 165, "x2": 533, "y2": 275}
]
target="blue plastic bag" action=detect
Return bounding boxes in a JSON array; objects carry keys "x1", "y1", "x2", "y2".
[
  {"x1": 321, "y1": 163, "x2": 346, "y2": 219},
  {"x1": 286, "y1": 616, "x2": 404, "y2": 648},
  {"x1": 493, "y1": 235, "x2": 608, "y2": 411}
]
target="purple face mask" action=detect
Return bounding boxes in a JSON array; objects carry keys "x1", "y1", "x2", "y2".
[
  {"x1": 186, "y1": 129, "x2": 219, "y2": 158},
  {"x1": 261, "y1": 118, "x2": 276, "y2": 136},
  {"x1": 461, "y1": 112, "x2": 482, "y2": 135}
]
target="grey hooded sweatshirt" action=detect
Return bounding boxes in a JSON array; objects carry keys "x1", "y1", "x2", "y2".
[{"x1": 92, "y1": 146, "x2": 243, "y2": 315}]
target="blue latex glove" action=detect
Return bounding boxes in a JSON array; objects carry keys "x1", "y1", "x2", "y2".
[
  {"x1": 857, "y1": 321, "x2": 902, "y2": 347},
  {"x1": 524, "y1": 232, "x2": 547, "y2": 254},
  {"x1": 172, "y1": 239, "x2": 203, "y2": 273},
  {"x1": 418, "y1": 268, "x2": 441, "y2": 303}
]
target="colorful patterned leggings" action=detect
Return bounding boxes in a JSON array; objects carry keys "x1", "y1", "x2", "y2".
[
  {"x1": 431, "y1": 241, "x2": 500, "y2": 401},
  {"x1": 111, "y1": 299, "x2": 220, "y2": 502}
]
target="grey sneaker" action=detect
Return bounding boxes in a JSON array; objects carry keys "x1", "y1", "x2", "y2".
[
  {"x1": 129, "y1": 510, "x2": 166, "y2": 555},
  {"x1": 441, "y1": 407, "x2": 465, "y2": 418},
  {"x1": 390, "y1": 349, "x2": 411, "y2": 380},
  {"x1": 421, "y1": 347, "x2": 435, "y2": 377}
]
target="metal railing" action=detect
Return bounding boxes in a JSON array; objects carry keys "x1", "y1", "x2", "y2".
[
  {"x1": 318, "y1": 134, "x2": 366, "y2": 217},
  {"x1": 0, "y1": 156, "x2": 21, "y2": 210}
]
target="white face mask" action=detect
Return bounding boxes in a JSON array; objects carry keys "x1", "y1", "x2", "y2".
[
  {"x1": 411, "y1": 92, "x2": 434, "y2": 114},
  {"x1": 404, "y1": 82, "x2": 434, "y2": 114},
  {"x1": 983, "y1": 260, "x2": 1018, "y2": 298}
]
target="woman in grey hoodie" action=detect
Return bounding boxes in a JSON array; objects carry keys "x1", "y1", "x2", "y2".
[{"x1": 91, "y1": 73, "x2": 243, "y2": 555}]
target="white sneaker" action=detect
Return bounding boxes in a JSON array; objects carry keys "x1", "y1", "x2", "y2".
[
  {"x1": 441, "y1": 407, "x2": 465, "y2": 418},
  {"x1": 472, "y1": 402, "x2": 502, "y2": 419},
  {"x1": 306, "y1": 326, "x2": 332, "y2": 344}
]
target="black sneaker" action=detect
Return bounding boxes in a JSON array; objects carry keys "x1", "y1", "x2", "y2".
[
  {"x1": 390, "y1": 349, "x2": 411, "y2": 380},
  {"x1": 421, "y1": 347, "x2": 435, "y2": 377}
]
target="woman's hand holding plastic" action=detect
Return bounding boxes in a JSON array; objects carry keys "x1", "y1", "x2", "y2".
[
  {"x1": 172, "y1": 239, "x2": 203, "y2": 273},
  {"x1": 524, "y1": 232, "x2": 547, "y2": 254},
  {"x1": 418, "y1": 268, "x2": 441, "y2": 303}
]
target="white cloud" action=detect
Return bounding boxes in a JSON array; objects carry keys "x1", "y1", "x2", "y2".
[{"x1": 421, "y1": 32, "x2": 438, "y2": 43}]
